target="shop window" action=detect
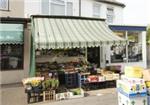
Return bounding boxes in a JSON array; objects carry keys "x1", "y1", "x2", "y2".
[
  {"x1": 0, "y1": 0, "x2": 9, "y2": 10},
  {"x1": 110, "y1": 31, "x2": 127, "y2": 63},
  {"x1": 93, "y1": 3, "x2": 101, "y2": 17},
  {"x1": 128, "y1": 31, "x2": 142, "y2": 62},
  {"x1": 107, "y1": 8, "x2": 114, "y2": 24},
  {"x1": 0, "y1": 44, "x2": 24, "y2": 70}
]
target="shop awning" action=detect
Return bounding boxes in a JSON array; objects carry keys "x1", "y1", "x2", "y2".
[
  {"x1": 0, "y1": 23, "x2": 24, "y2": 44},
  {"x1": 32, "y1": 16, "x2": 127, "y2": 49}
]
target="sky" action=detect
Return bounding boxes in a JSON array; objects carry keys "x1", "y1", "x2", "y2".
[{"x1": 117, "y1": 0, "x2": 150, "y2": 25}]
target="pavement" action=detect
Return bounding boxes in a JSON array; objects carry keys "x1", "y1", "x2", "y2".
[{"x1": 1, "y1": 84, "x2": 118, "y2": 105}]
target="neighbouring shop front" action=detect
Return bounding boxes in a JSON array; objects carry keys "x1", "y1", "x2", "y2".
[
  {"x1": 21, "y1": 15, "x2": 128, "y2": 103},
  {"x1": 107, "y1": 25, "x2": 147, "y2": 71},
  {"x1": 0, "y1": 18, "x2": 30, "y2": 84}
]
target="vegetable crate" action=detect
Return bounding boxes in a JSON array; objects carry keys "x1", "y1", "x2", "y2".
[
  {"x1": 43, "y1": 90, "x2": 56, "y2": 101},
  {"x1": 118, "y1": 92, "x2": 147, "y2": 105}
]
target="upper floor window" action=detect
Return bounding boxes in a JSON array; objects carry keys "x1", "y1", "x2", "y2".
[
  {"x1": 93, "y1": 3, "x2": 101, "y2": 17},
  {"x1": 66, "y1": 2, "x2": 73, "y2": 16},
  {"x1": 41, "y1": 0, "x2": 49, "y2": 14},
  {"x1": 51, "y1": 0, "x2": 65, "y2": 15},
  {"x1": 0, "y1": 0, "x2": 9, "y2": 10},
  {"x1": 50, "y1": 0, "x2": 73, "y2": 16},
  {"x1": 107, "y1": 8, "x2": 114, "y2": 24}
]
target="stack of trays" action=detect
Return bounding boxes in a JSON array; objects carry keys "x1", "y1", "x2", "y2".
[{"x1": 117, "y1": 66, "x2": 148, "y2": 105}]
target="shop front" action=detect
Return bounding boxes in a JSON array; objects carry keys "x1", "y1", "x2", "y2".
[
  {"x1": 107, "y1": 25, "x2": 147, "y2": 71},
  {"x1": 0, "y1": 18, "x2": 30, "y2": 84},
  {"x1": 29, "y1": 15, "x2": 127, "y2": 77},
  {"x1": 21, "y1": 16, "x2": 127, "y2": 103}
]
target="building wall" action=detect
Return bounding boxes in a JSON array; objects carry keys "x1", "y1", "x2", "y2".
[
  {"x1": 0, "y1": 0, "x2": 24, "y2": 17},
  {"x1": 24, "y1": 0, "x2": 41, "y2": 17},
  {"x1": 81, "y1": 0, "x2": 124, "y2": 24},
  {"x1": 0, "y1": 23, "x2": 31, "y2": 84},
  {"x1": 147, "y1": 44, "x2": 150, "y2": 68},
  {"x1": 24, "y1": 0, "x2": 124, "y2": 24}
]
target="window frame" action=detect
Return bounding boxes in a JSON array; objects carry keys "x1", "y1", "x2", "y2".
[
  {"x1": 0, "y1": 0, "x2": 9, "y2": 11},
  {"x1": 109, "y1": 30, "x2": 143, "y2": 64},
  {"x1": 49, "y1": 0, "x2": 73, "y2": 16},
  {"x1": 106, "y1": 7, "x2": 114, "y2": 24},
  {"x1": 0, "y1": 23, "x2": 24, "y2": 71},
  {"x1": 93, "y1": 3, "x2": 101, "y2": 17}
]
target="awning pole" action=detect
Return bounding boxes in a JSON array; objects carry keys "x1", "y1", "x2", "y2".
[{"x1": 29, "y1": 17, "x2": 36, "y2": 77}]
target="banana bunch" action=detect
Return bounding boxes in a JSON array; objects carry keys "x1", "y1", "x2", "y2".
[
  {"x1": 31, "y1": 80, "x2": 41, "y2": 87},
  {"x1": 146, "y1": 81, "x2": 150, "y2": 88}
]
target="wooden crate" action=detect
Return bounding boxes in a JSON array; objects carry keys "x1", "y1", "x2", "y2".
[{"x1": 43, "y1": 90, "x2": 55, "y2": 101}]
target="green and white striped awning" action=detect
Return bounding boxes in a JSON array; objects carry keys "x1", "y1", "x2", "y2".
[
  {"x1": 0, "y1": 23, "x2": 24, "y2": 44},
  {"x1": 32, "y1": 16, "x2": 126, "y2": 49}
]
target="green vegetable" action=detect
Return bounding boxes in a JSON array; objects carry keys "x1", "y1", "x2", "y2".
[{"x1": 71, "y1": 88, "x2": 81, "y2": 95}]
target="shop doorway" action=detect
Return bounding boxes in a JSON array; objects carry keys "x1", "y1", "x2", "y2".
[{"x1": 87, "y1": 47, "x2": 100, "y2": 67}]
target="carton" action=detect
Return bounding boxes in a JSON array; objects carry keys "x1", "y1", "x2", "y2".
[
  {"x1": 148, "y1": 96, "x2": 150, "y2": 105},
  {"x1": 118, "y1": 92, "x2": 147, "y2": 105},
  {"x1": 146, "y1": 82, "x2": 150, "y2": 88},
  {"x1": 143, "y1": 70, "x2": 150, "y2": 81},
  {"x1": 117, "y1": 79, "x2": 147, "y2": 97},
  {"x1": 125, "y1": 66, "x2": 143, "y2": 78},
  {"x1": 121, "y1": 75, "x2": 145, "y2": 84}
]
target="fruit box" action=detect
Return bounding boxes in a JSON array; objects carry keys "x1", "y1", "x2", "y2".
[
  {"x1": 124, "y1": 66, "x2": 143, "y2": 78},
  {"x1": 148, "y1": 96, "x2": 150, "y2": 105},
  {"x1": 118, "y1": 92, "x2": 147, "y2": 105},
  {"x1": 143, "y1": 70, "x2": 150, "y2": 81},
  {"x1": 117, "y1": 79, "x2": 147, "y2": 97}
]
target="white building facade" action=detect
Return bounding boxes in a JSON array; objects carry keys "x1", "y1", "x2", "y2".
[{"x1": 24, "y1": 0, "x2": 125, "y2": 24}]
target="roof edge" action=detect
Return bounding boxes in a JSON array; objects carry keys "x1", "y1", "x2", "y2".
[
  {"x1": 0, "y1": 17, "x2": 31, "y2": 23},
  {"x1": 95, "y1": 0, "x2": 125, "y2": 8},
  {"x1": 31, "y1": 15, "x2": 106, "y2": 21}
]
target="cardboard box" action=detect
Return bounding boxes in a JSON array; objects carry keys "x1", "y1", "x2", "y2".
[
  {"x1": 113, "y1": 73, "x2": 120, "y2": 80},
  {"x1": 148, "y1": 96, "x2": 150, "y2": 105},
  {"x1": 121, "y1": 75, "x2": 145, "y2": 84},
  {"x1": 143, "y1": 70, "x2": 150, "y2": 81},
  {"x1": 118, "y1": 92, "x2": 147, "y2": 105},
  {"x1": 146, "y1": 82, "x2": 150, "y2": 88},
  {"x1": 147, "y1": 88, "x2": 150, "y2": 96},
  {"x1": 103, "y1": 74, "x2": 114, "y2": 81},
  {"x1": 124, "y1": 66, "x2": 143, "y2": 78},
  {"x1": 117, "y1": 79, "x2": 147, "y2": 97}
]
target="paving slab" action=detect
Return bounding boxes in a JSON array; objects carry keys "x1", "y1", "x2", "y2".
[{"x1": 1, "y1": 84, "x2": 118, "y2": 105}]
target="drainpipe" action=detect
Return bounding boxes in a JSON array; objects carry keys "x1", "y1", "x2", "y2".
[{"x1": 79, "y1": 0, "x2": 81, "y2": 16}]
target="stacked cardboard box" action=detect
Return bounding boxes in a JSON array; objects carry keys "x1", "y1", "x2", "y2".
[
  {"x1": 117, "y1": 66, "x2": 148, "y2": 105},
  {"x1": 143, "y1": 70, "x2": 150, "y2": 105}
]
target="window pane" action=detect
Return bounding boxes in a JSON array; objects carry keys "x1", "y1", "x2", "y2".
[
  {"x1": 107, "y1": 8, "x2": 114, "y2": 23},
  {"x1": 51, "y1": 0, "x2": 65, "y2": 15},
  {"x1": 0, "y1": 45, "x2": 24, "y2": 70},
  {"x1": 110, "y1": 31, "x2": 127, "y2": 63},
  {"x1": 0, "y1": 0, "x2": 9, "y2": 10},
  {"x1": 93, "y1": 3, "x2": 100, "y2": 17},
  {"x1": 41, "y1": 0, "x2": 49, "y2": 14},
  {"x1": 128, "y1": 31, "x2": 142, "y2": 62},
  {"x1": 67, "y1": 2, "x2": 73, "y2": 16}
]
